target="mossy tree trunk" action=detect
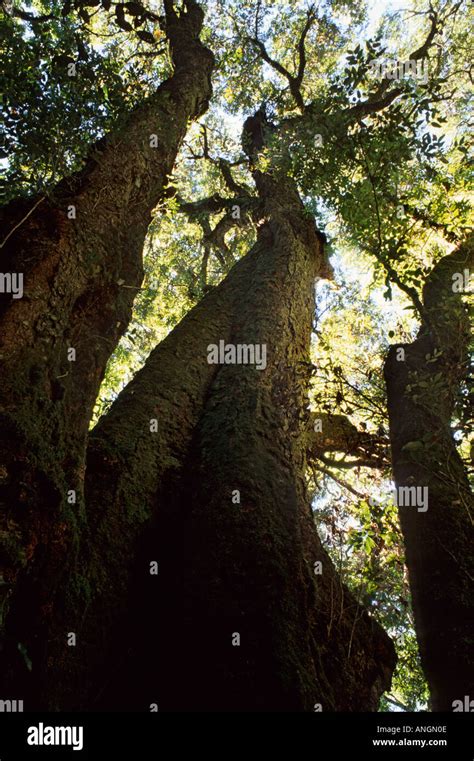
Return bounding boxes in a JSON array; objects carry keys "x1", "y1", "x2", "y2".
[
  {"x1": 0, "y1": 0, "x2": 213, "y2": 698},
  {"x1": 384, "y1": 237, "x2": 474, "y2": 711},
  {"x1": 23, "y1": 114, "x2": 396, "y2": 711}
]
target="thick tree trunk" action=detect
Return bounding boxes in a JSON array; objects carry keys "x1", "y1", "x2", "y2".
[
  {"x1": 0, "y1": 0, "x2": 213, "y2": 698},
  {"x1": 384, "y1": 237, "x2": 474, "y2": 710},
  {"x1": 33, "y1": 123, "x2": 396, "y2": 710}
]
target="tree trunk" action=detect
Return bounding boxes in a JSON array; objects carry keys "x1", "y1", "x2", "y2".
[
  {"x1": 29, "y1": 117, "x2": 396, "y2": 711},
  {"x1": 0, "y1": 0, "x2": 213, "y2": 699},
  {"x1": 384, "y1": 237, "x2": 474, "y2": 710}
]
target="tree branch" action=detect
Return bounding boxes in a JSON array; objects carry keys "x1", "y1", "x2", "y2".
[
  {"x1": 11, "y1": 8, "x2": 56, "y2": 23},
  {"x1": 318, "y1": 454, "x2": 387, "y2": 470},
  {"x1": 311, "y1": 465, "x2": 367, "y2": 499},
  {"x1": 188, "y1": 125, "x2": 251, "y2": 196},
  {"x1": 356, "y1": 136, "x2": 428, "y2": 321},
  {"x1": 295, "y1": 5, "x2": 317, "y2": 87},
  {"x1": 347, "y1": 8, "x2": 440, "y2": 120},
  {"x1": 306, "y1": 413, "x2": 389, "y2": 468},
  {"x1": 175, "y1": 191, "x2": 256, "y2": 269},
  {"x1": 247, "y1": 7, "x2": 317, "y2": 113},
  {"x1": 383, "y1": 192, "x2": 462, "y2": 244}
]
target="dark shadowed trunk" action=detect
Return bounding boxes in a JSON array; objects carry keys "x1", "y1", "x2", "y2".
[
  {"x1": 384, "y1": 236, "x2": 474, "y2": 711},
  {"x1": 0, "y1": 0, "x2": 213, "y2": 697},
  {"x1": 24, "y1": 113, "x2": 396, "y2": 711}
]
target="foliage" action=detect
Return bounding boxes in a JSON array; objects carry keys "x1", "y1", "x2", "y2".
[
  {"x1": 2, "y1": 0, "x2": 473, "y2": 709},
  {"x1": 0, "y1": 0, "x2": 167, "y2": 202}
]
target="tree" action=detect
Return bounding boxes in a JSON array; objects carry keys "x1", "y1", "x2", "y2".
[
  {"x1": 385, "y1": 236, "x2": 474, "y2": 710},
  {"x1": 0, "y1": 0, "x2": 214, "y2": 706},
  {"x1": 0, "y1": 0, "x2": 471, "y2": 711}
]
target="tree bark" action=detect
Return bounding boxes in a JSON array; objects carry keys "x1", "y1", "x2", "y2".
[
  {"x1": 32, "y1": 116, "x2": 396, "y2": 711},
  {"x1": 0, "y1": 0, "x2": 213, "y2": 698},
  {"x1": 384, "y1": 236, "x2": 474, "y2": 710}
]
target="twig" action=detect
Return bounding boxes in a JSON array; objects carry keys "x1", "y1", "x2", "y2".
[{"x1": 0, "y1": 196, "x2": 45, "y2": 249}]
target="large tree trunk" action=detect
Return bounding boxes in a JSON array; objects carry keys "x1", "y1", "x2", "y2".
[
  {"x1": 24, "y1": 115, "x2": 396, "y2": 711},
  {"x1": 384, "y1": 236, "x2": 474, "y2": 710},
  {"x1": 0, "y1": 0, "x2": 213, "y2": 698}
]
